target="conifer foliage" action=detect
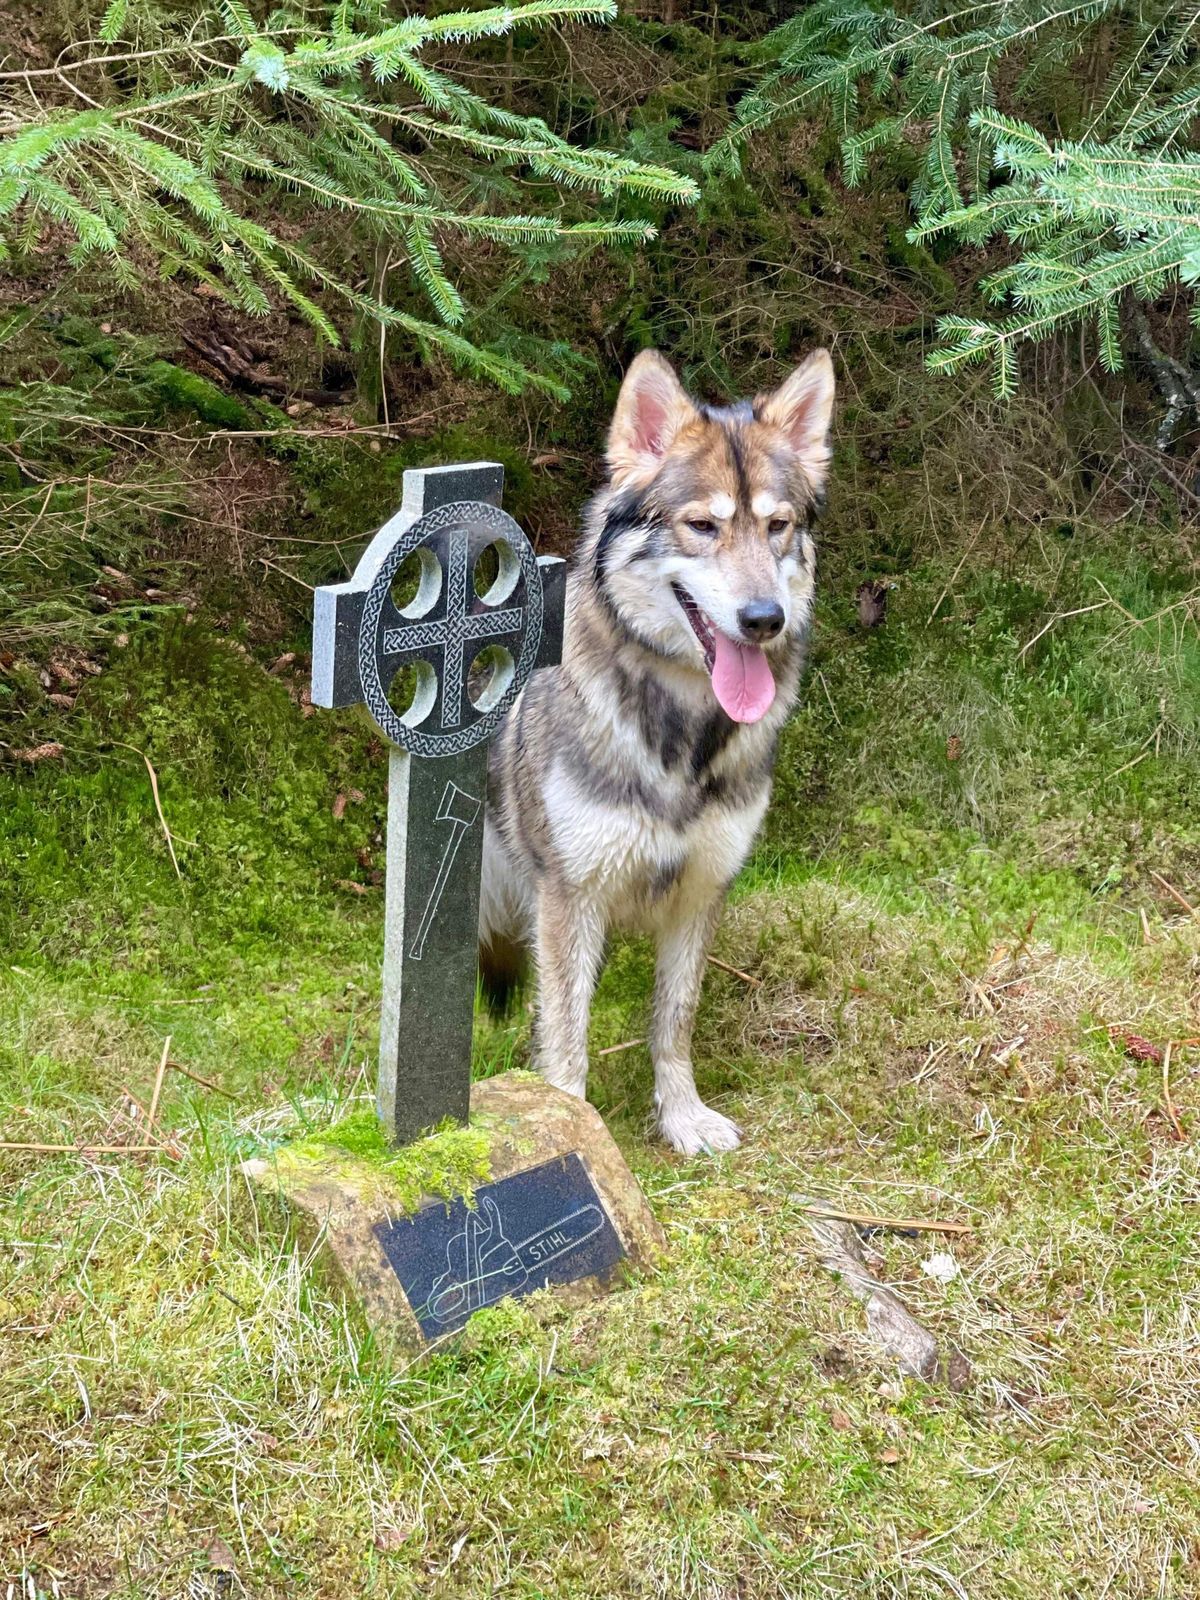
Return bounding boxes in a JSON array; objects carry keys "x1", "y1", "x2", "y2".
[
  {"x1": 714, "y1": 0, "x2": 1200, "y2": 396},
  {"x1": 0, "y1": 0, "x2": 698, "y2": 393}
]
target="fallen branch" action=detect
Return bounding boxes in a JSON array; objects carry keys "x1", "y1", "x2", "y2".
[
  {"x1": 183, "y1": 327, "x2": 352, "y2": 407},
  {"x1": 706, "y1": 955, "x2": 762, "y2": 988},
  {"x1": 1163, "y1": 1041, "x2": 1186, "y2": 1141},
  {"x1": 146, "y1": 1036, "x2": 170, "y2": 1139},
  {"x1": 1150, "y1": 871, "x2": 1199, "y2": 922},
  {"x1": 1130, "y1": 299, "x2": 1200, "y2": 453},
  {"x1": 597, "y1": 1038, "x2": 646, "y2": 1057},
  {"x1": 803, "y1": 1203, "x2": 973, "y2": 1237},
  {"x1": 167, "y1": 1059, "x2": 239, "y2": 1101},
  {"x1": 803, "y1": 1210, "x2": 971, "y2": 1388},
  {"x1": 0, "y1": 1141, "x2": 173, "y2": 1155}
]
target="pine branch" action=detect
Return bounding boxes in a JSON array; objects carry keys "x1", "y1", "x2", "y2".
[
  {"x1": 0, "y1": 1, "x2": 695, "y2": 390},
  {"x1": 716, "y1": 0, "x2": 1200, "y2": 395}
]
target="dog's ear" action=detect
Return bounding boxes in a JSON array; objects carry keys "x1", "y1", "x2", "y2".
[
  {"x1": 758, "y1": 350, "x2": 835, "y2": 493},
  {"x1": 607, "y1": 350, "x2": 696, "y2": 484}
]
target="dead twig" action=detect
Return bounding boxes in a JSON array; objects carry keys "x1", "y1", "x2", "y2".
[
  {"x1": 1163, "y1": 1041, "x2": 1186, "y2": 1141},
  {"x1": 706, "y1": 955, "x2": 762, "y2": 988},
  {"x1": 597, "y1": 1038, "x2": 646, "y2": 1057},
  {"x1": 1016, "y1": 600, "x2": 1113, "y2": 661},
  {"x1": 214, "y1": 1285, "x2": 252, "y2": 1314},
  {"x1": 0, "y1": 1141, "x2": 174, "y2": 1156},
  {"x1": 167, "y1": 1059, "x2": 239, "y2": 1101},
  {"x1": 111, "y1": 742, "x2": 182, "y2": 880},
  {"x1": 146, "y1": 1036, "x2": 171, "y2": 1139},
  {"x1": 802, "y1": 1203, "x2": 973, "y2": 1237},
  {"x1": 926, "y1": 518, "x2": 982, "y2": 626},
  {"x1": 1150, "y1": 871, "x2": 1200, "y2": 922},
  {"x1": 257, "y1": 556, "x2": 314, "y2": 590}
]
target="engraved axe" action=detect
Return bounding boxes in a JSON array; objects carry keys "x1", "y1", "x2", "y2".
[{"x1": 409, "y1": 779, "x2": 481, "y2": 961}]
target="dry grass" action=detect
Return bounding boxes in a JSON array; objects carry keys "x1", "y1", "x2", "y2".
[
  {"x1": 5, "y1": 515, "x2": 1200, "y2": 1596},
  {"x1": 5, "y1": 867, "x2": 1200, "y2": 1597}
]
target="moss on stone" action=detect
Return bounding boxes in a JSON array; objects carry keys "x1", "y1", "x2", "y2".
[
  {"x1": 143, "y1": 359, "x2": 251, "y2": 429},
  {"x1": 280, "y1": 1109, "x2": 492, "y2": 1213},
  {"x1": 303, "y1": 1108, "x2": 392, "y2": 1159},
  {"x1": 53, "y1": 315, "x2": 253, "y2": 428}
]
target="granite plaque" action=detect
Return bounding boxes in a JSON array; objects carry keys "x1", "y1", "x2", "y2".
[{"x1": 374, "y1": 1152, "x2": 626, "y2": 1339}]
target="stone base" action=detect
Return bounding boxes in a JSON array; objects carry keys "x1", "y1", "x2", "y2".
[{"x1": 244, "y1": 1072, "x2": 665, "y2": 1359}]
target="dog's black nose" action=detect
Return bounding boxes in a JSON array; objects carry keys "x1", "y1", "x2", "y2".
[{"x1": 737, "y1": 598, "x2": 785, "y2": 641}]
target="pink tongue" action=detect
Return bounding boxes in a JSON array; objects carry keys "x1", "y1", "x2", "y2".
[{"x1": 710, "y1": 630, "x2": 776, "y2": 723}]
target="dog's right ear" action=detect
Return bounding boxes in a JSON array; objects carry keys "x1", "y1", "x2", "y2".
[{"x1": 607, "y1": 350, "x2": 696, "y2": 485}]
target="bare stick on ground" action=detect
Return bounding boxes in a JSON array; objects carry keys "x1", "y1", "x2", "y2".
[
  {"x1": 167, "y1": 1059, "x2": 239, "y2": 1100},
  {"x1": 146, "y1": 1036, "x2": 171, "y2": 1140},
  {"x1": 0, "y1": 1142, "x2": 174, "y2": 1156},
  {"x1": 1163, "y1": 1041, "x2": 1187, "y2": 1141},
  {"x1": 1150, "y1": 871, "x2": 1199, "y2": 922},
  {"x1": 803, "y1": 1203, "x2": 973, "y2": 1237},
  {"x1": 802, "y1": 1209, "x2": 971, "y2": 1388},
  {"x1": 706, "y1": 955, "x2": 762, "y2": 987},
  {"x1": 112, "y1": 743, "x2": 183, "y2": 879}
]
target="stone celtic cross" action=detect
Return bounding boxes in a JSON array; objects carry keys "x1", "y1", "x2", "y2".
[{"x1": 312, "y1": 463, "x2": 566, "y2": 1145}]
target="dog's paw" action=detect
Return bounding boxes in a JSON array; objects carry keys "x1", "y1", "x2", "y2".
[{"x1": 658, "y1": 1099, "x2": 742, "y2": 1157}]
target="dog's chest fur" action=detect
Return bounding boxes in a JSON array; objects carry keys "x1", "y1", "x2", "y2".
[{"x1": 483, "y1": 568, "x2": 806, "y2": 935}]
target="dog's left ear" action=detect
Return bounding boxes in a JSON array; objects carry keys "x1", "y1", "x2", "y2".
[{"x1": 759, "y1": 350, "x2": 835, "y2": 493}]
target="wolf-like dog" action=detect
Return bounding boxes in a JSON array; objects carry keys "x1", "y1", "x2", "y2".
[{"x1": 480, "y1": 347, "x2": 835, "y2": 1154}]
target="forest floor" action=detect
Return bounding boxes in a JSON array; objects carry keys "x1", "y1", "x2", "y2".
[{"x1": 3, "y1": 527, "x2": 1200, "y2": 1599}]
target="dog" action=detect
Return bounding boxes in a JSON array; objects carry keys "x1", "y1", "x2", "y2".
[{"x1": 479, "y1": 347, "x2": 835, "y2": 1154}]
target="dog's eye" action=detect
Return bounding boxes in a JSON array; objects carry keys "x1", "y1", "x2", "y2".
[
  {"x1": 686, "y1": 518, "x2": 718, "y2": 537},
  {"x1": 767, "y1": 517, "x2": 791, "y2": 536}
]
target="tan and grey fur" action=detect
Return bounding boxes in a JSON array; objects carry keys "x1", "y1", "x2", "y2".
[{"x1": 480, "y1": 348, "x2": 836, "y2": 1155}]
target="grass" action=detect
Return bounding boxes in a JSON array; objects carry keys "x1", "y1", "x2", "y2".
[{"x1": 3, "y1": 535, "x2": 1200, "y2": 1597}]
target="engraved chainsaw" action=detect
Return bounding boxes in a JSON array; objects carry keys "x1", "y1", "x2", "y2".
[{"x1": 424, "y1": 1195, "x2": 605, "y2": 1326}]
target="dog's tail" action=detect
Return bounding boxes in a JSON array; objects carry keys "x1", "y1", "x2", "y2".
[{"x1": 479, "y1": 933, "x2": 526, "y2": 1017}]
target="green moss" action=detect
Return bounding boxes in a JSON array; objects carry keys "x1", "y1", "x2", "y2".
[
  {"x1": 289, "y1": 424, "x2": 542, "y2": 574},
  {"x1": 143, "y1": 358, "x2": 251, "y2": 429},
  {"x1": 283, "y1": 1109, "x2": 492, "y2": 1213},
  {"x1": 0, "y1": 616, "x2": 386, "y2": 966},
  {"x1": 304, "y1": 1107, "x2": 393, "y2": 1160},
  {"x1": 7, "y1": 524, "x2": 1200, "y2": 1599},
  {"x1": 53, "y1": 315, "x2": 252, "y2": 427}
]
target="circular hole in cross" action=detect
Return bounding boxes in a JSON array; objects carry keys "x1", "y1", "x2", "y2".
[
  {"x1": 390, "y1": 547, "x2": 441, "y2": 618},
  {"x1": 467, "y1": 644, "x2": 515, "y2": 713},
  {"x1": 472, "y1": 539, "x2": 519, "y2": 608},
  {"x1": 386, "y1": 659, "x2": 437, "y2": 727}
]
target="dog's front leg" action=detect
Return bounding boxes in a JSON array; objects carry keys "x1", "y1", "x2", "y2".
[
  {"x1": 532, "y1": 881, "x2": 606, "y2": 1099},
  {"x1": 652, "y1": 894, "x2": 741, "y2": 1155}
]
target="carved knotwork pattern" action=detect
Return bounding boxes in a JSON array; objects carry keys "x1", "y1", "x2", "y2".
[
  {"x1": 381, "y1": 606, "x2": 523, "y2": 656},
  {"x1": 358, "y1": 501, "x2": 543, "y2": 757}
]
